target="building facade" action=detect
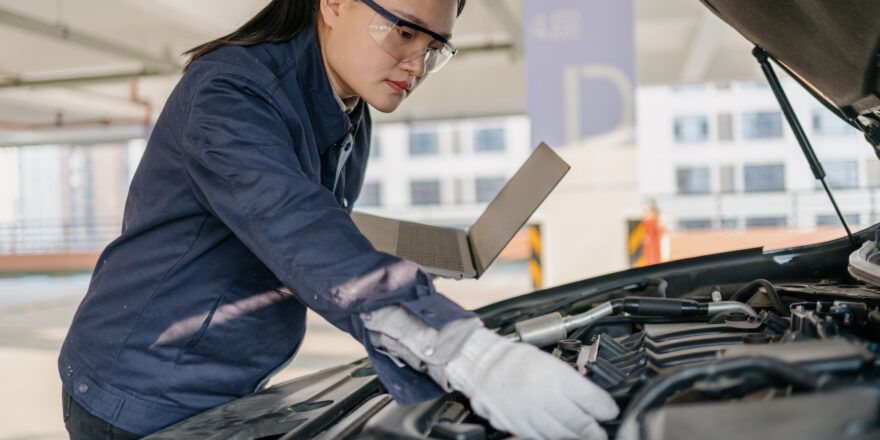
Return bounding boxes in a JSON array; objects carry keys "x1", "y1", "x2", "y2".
[{"x1": 636, "y1": 79, "x2": 877, "y2": 233}]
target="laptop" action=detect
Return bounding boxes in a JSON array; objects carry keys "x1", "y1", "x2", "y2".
[{"x1": 351, "y1": 142, "x2": 570, "y2": 279}]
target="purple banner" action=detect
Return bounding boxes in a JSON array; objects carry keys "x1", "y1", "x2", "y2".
[{"x1": 524, "y1": 0, "x2": 636, "y2": 147}]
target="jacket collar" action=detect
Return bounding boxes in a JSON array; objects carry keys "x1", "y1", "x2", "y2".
[{"x1": 288, "y1": 23, "x2": 365, "y2": 153}]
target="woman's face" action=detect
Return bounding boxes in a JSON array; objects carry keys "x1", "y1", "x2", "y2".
[{"x1": 319, "y1": 0, "x2": 458, "y2": 113}]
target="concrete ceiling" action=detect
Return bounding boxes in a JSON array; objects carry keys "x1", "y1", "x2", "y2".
[{"x1": 0, "y1": 0, "x2": 759, "y2": 134}]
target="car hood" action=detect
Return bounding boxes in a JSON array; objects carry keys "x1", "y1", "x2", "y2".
[{"x1": 700, "y1": 0, "x2": 880, "y2": 145}]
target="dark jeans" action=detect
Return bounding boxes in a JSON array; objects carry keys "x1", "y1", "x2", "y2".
[{"x1": 62, "y1": 389, "x2": 142, "y2": 440}]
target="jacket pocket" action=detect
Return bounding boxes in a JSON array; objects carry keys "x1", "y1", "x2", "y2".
[
  {"x1": 173, "y1": 293, "x2": 224, "y2": 365},
  {"x1": 173, "y1": 288, "x2": 307, "y2": 394}
]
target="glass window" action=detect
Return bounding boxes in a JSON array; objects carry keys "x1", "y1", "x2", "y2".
[
  {"x1": 812, "y1": 108, "x2": 854, "y2": 136},
  {"x1": 816, "y1": 214, "x2": 860, "y2": 227},
  {"x1": 745, "y1": 216, "x2": 787, "y2": 228},
  {"x1": 721, "y1": 218, "x2": 739, "y2": 229},
  {"x1": 719, "y1": 165, "x2": 735, "y2": 193},
  {"x1": 475, "y1": 177, "x2": 506, "y2": 203},
  {"x1": 474, "y1": 127, "x2": 506, "y2": 152},
  {"x1": 358, "y1": 182, "x2": 381, "y2": 207},
  {"x1": 818, "y1": 161, "x2": 858, "y2": 190},
  {"x1": 674, "y1": 115, "x2": 709, "y2": 143},
  {"x1": 744, "y1": 164, "x2": 785, "y2": 192},
  {"x1": 717, "y1": 113, "x2": 733, "y2": 141},
  {"x1": 676, "y1": 166, "x2": 711, "y2": 194},
  {"x1": 678, "y1": 218, "x2": 712, "y2": 230},
  {"x1": 736, "y1": 80, "x2": 771, "y2": 91},
  {"x1": 410, "y1": 180, "x2": 441, "y2": 205},
  {"x1": 409, "y1": 130, "x2": 439, "y2": 156},
  {"x1": 742, "y1": 111, "x2": 783, "y2": 139}
]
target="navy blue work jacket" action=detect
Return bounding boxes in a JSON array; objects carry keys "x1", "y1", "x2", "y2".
[{"x1": 58, "y1": 24, "x2": 474, "y2": 436}]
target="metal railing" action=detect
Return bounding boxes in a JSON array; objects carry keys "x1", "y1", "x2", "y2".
[
  {"x1": 651, "y1": 188, "x2": 880, "y2": 232},
  {"x1": 0, "y1": 217, "x2": 121, "y2": 255}
]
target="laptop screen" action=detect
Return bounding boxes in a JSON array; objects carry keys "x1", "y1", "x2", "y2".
[{"x1": 468, "y1": 143, "x2": 570, "y2": 274}]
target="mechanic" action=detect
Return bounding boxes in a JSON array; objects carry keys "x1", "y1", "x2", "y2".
[{"x1": 58, "y1": 0, "x2": 618, "y2": 439}]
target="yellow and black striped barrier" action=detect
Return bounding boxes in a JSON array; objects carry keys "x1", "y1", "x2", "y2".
[
  {"x1": 529, "y1": 224, "x2": 542, "y2": 289},
  {"x1": 628, "y1": 219, "x2": 646, "y2": 267}
]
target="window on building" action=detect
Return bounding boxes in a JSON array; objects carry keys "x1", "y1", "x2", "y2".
[
  {"x1": 474, "y1": 127, "x2": 506, "y2": 152},
  {"x1": 369, "y1": 134, "x2": 381, "y2": 158},
  {"x1": 358, "y1": 182, "x2": 381, "y2": 207},
  {"x1": 717, "y1": 113, "x2": 733, "y2": 141},
  {"x1": 409, "y1": 130, "x2": 439, "y2": 156},
  {"x1": 676, "y1": 166, "x2": 711, "y2": 194},
  {"x1": 678, "y1": 219, "x2": 712, "y2": 230},
  {"x1": 475, "y1": 177, "x2": 506, "y2": 203},
  {"x1": 720, "y1": 165, "x2": 735, "y2": 193},
  {"x1": 816, "y1": 214, "x2": 860, "y2": 227},
  {"x1": 736, "y1": 80, "x2": 771, "y2": 91},
  {"x1": 721, "y1": 218, "x2": 739, "y2": 229},
  {"x1": 812, "y1": 108, "x2": 854, "y2": 136},
  {"x1": 674, "y1": 115, "x2": 709, "y2": 143},
  {"x1": 410, "y1": 180, "x2": 441, "y2": 205},
  {"x1": 742, "y1": 111, "x2": 783, "y2": 139},
  {"x1": 745, "y1": 216, "x2": 787, "y2": 228},
  {"x1": 744, "y1": 164, "x2": 785, "y2": 192},
  {"x1": 818, "y1": 161, "x2": 859, "y2": 190}
]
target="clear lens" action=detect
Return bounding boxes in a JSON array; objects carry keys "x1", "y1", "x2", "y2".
[{"x1": 367, "y1": 13, "x2": 454, "y2": 75}]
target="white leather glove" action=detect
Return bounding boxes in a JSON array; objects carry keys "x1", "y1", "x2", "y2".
[
  {"x1": 444, "y1": 327, "x2": 619, "y2": 440},
  {"x1": 362, "y1": 307, "x2": 619, "y2": 439}
]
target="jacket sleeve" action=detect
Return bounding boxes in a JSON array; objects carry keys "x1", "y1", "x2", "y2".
[{"x1": 180, "y1": 73, "x2": 476, "y2": 403}]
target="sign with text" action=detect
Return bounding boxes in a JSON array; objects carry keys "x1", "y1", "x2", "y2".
[{"x1": 524, "y1": 0, "x2": 636, "y2": 147}]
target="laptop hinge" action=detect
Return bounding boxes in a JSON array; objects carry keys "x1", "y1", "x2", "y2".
[{"x1": 466, "y1": 233, "x2": 483, "y2": 276}]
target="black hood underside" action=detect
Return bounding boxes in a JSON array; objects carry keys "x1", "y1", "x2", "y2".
[{"x1": 700, "y1": 0, "x2": 880, "y2": 120}]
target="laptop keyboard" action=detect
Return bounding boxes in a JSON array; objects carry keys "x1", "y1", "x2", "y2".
[{"x1": 396, "y1": 222, "x2": 465, "y2": 272}]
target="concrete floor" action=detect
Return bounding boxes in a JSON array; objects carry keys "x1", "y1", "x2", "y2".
[{"x1": 0, "y1": 262, "x2": 531, "y2": 440}]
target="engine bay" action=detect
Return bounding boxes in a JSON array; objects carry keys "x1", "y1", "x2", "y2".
[{"x1": 484, "y1": 278, "x2": 880, "y2": 440}]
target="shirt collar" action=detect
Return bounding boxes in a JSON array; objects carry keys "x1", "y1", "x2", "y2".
[{"x1": 333, "y1": 90, "x2": 360, "y2": 115}]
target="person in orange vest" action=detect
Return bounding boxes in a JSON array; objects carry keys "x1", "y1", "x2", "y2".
[{"x1": 641, "y1": 200, "x2": 669, "y2": 266}]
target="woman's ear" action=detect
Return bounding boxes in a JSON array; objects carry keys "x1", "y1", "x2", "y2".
[{"x1": 319, "y1": 0, "x2": 344, "y2": 28}]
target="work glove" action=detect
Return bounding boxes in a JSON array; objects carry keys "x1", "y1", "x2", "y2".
[
  {"x1": 363, "y1": 307, "x2": 619, "y2": 439},
  {"x1": 444, "y1": 327, "x2": 619, "y2": 440}
]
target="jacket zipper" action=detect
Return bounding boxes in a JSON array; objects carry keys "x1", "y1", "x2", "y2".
[{"x1": 332, "y1": 130, "x2": 355, "y2": 196}]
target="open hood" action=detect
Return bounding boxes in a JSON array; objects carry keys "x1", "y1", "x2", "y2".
[{"x1": 700, "y1": 0, "x2": 880, "y2": 148}]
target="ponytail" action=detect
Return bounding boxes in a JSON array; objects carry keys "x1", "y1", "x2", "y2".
[{"x1": 183, "y1": 0, "x2": 319, "y2": 72}]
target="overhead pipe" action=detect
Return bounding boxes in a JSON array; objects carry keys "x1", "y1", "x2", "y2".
[
  {"x1": 0, "y1": 79, "x2": 153, "y2": 131},
  {"x1": 0, "y1": 69, "x2": 170, "y2": 89},
  {"x1": 0, "y1": 7, "x2": 178, "y2": 72},
  {"x1": 129, "y1": 78, "x2": 154, "y2": 126},
  {"x1": 0, "y1": 118, "x2": 148, "y2": 131}
]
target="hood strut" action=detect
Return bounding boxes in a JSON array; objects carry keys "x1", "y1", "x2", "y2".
[{"x1": 752, "y1": 46, "x2": 856, "y2": 247}]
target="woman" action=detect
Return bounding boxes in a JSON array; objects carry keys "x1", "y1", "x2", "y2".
[{"x1": 58, "y1": 1, "x2": 617, "y2": 439}]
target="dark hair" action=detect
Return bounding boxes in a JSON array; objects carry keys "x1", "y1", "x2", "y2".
[{"x1": 183, "y1": 0, "x2": 467, "y2": 72}]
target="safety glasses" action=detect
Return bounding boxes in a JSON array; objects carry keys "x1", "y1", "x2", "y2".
[{"x1": 361, "y1": 0, "x2": 457, "y2": 76}]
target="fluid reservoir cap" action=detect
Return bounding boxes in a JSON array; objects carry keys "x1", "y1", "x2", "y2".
[{"x1": 558, "y1": 339, "x2": 582, "y2": 352}]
